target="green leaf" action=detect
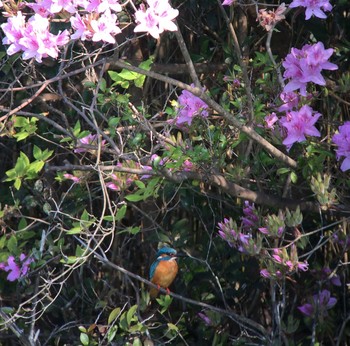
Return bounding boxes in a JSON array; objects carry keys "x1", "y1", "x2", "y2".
[
  {"x1": 103, "y1": 215, "x2": 114, "y2": 221},
  {"x1": 107, "y1": 326, "x2": 118, "y2": 342},
  {"x1": 80, "y1": 333, "x2": 89, "y2": 346},
  {"x1": 277, "y1": 167, "x2": 291, "y2": 175},
  {"x1": 7, "y1": 235, "x2": 18, "y2": 253},
  {"x1": 126, "y1": 305, "x2": 138, "y2": 326},
  {"x1": 81, "y1": 209, "x2": 90, "y2": 222},
  {"x1": 13, "y1": 132, "x2": 29, "y2": 141},
  {"x1": 0, "y1": 235, "x2": 6, "y2": 250},
  {"x1": 108, "y1": 307, "x2": 121, "y2": 325},
  {"x1": 134, "y1": 180, "x2": 145, "y2": 189},
  {"x1": 18, "y1": 218, "x2": 27, "y2": 231},
  {"x1": 132, "y1": 337, "x2": 142, "y2": 346},
  {"x1": 125, "y1": 194, "x2": 144, "y2": 202},
  {"x1": 167, "y1": 323, "x2": 178, "y2": 331},
  {"x1": 33, "y1": 145, "x2": 42, "y2": 160},
  {"x1": 60, "y1": 256, "x2": 79, "y2": 264},
  {"x1": 118, "y1": 69, "x2": 139, "y2": 81},
  {"x1": 28, "y1": 160, "x2": 44, "y2": 174},
  {"x1": 14, "y1": 178, "x2": 22, "y2": 190},
  {"x1": 14, "y1": 116, "x2": 28, "y2": 127},
  {"x1": 108, "y1": 71, "x2": 123, "y2": 83},
  {"x1": 291, "y1": 171, "x2": 298, "y2": 183},
  {"x1": 116, "y1": 204, "x2": 127, "y2": 221},
  {"x1": 128, "y1": 226, "x2": 140, "y2": 235},
  {"x1": 66, "y1": 227, "x2": 82, "y2": 235}
]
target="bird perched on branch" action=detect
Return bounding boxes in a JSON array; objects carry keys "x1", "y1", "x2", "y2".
[{"x1": 149, "y1": 247, "x2": 180, "y2": 299}]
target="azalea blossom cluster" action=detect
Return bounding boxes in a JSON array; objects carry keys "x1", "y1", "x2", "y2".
[
  {"x1": 258, "y1": 3, "x2": 286, "y2": 32},
  {"x1": 263, "y1": 42, "x2": 337, "y2": 150},
  {"x1": 218, "y1": 202, "x2": 262, "y2": 255},
  {"x1": 1, "y1": 12, "x2": 69, "y2": 63},
  {"x1": 218, "y1": 217, "x2": 261, "y2": 255},
  {"x1": 282, "y1": 42, "x2": 338, "y2": 96},
  {"x1": 175, "y1": 85, "x2": 209, "y2": 126},
  {"x1": 260, "y1": 245, "x2": 308, "y2": 279},
  {"x1": 0, "y1": 253, "x2": 33, "y2": 281},
  {"x1": 298, "y1": 289, "x2": 337, "y2": 318},
  {"x1": 1, "y1": 0, "x2": 179, "y2": 62}
]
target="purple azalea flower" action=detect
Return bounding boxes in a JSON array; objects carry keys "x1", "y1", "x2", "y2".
[
  {"x1": 198, "y1": 312, "x2": 212, "y2": 326},
  {"x1": 260, "y1": 269, "x2": 271, "y2": 278},
  {"x1": 298, "y1": 289, "x2": 337, "y2": 317},
  {"x1": 241, "y1": 201, "x2": 259, "y2": 230},
  {"x1": 0, "y1": 254, "x2": 33, "y2": 281},
  {"x1": 222, "y1": 0, "x2": 234, "y2": 5},
  {"x1": 281, "y1": 105, "x2": 321, "y2": 150},
  {"x1": 289, "y1": 0, "x2": 332, "y2": 20},
  {"x1": 258, "y1": 227, "x2": 270, "y2": 235},
  {"x1": 175, "y1": 85, "x2": 209, "y2": 126},
  {"x1": 277, "y1": 91, "x2": 300, "y2": 112},
  {"x1": 332, "y1": 121, "x2": 350, "y2": 171},
  {"x1": 298, "y1": 303, "x2": 314, "y2": 317},
  {"x1": 282, "y1": 42, "x2": 337, "y2": 96}
]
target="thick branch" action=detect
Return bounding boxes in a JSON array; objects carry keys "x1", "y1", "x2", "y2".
[
  {"x1": 92, "y1": 251, "x2": 268, "y2": 339},
  {"x1": 46, "y1": 164, "x2": 332, "y2": 214},
  {"x1": 109, "y1": 59, "x2": 297, "y2": 169}
]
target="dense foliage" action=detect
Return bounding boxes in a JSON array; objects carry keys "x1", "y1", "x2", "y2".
[{"x1": 0, "y1": 0, "x2": 349, "y2": 345}]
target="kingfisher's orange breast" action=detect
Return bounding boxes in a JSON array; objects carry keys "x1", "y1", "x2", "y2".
[{"x1": 151, "y1": 259, "x2": 178, "y2": 288}]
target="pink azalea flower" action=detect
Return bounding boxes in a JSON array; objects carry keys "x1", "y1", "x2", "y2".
[
  {"x1": 289, "y1": 0, "x2": 332, "y2": 20},
  {"x1": 297, "y1": 261, "x2": 309, "y2": 271},
  {"x1": 264, "y1": 112, "x2": 279, "y2": 129},
  {"x1": 1, "y1": 12, "x2": 69, "y2": 63},
  {"x1": 134, "y1": 0, "x2": 179, "y2": 39},
  {"x1": 74, "y1": 134, "x2": 107, "y2": 153},
  {"x1": 106, "y1": 181, "x2": 121, "y2": 191},
  {"x1": 70, "y1": 13, "x2": 94, "y2": 41},
  {"x1": 90, "y1": 10, "x2": 121, "y2": 43},
  {"x1": 222, "y1": 0, "x2": 234, "y2": 5},
  {"x1": 63, "y1": 173, "x2": 80, "y2": 183},
  {"x1": 281, "y1": 105, "x2": 321, "y2": 149},
  {"x1": 1, "y1": 11, "x2": 26, "y2": 55},
  {"x1": 86, "y1": 0, "x2": 122, "y2": 13},
  {"x1": 48, "y1": 0, "x2": 77, "y2": 14},
  {"x1": 258, "y1": 3, "x2": 287, "y2": 32},
  {"x1": 182, "y1": 159, "x2": 193, "y2": 171},
  {"x1": 332, "y1": 121, "x2": 350, "y2": 171}
]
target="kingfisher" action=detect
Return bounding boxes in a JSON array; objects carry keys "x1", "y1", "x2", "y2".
[{"x1": 149, "y1": 247, "x2": 179, "y2": 299}]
